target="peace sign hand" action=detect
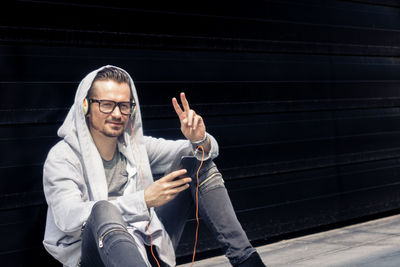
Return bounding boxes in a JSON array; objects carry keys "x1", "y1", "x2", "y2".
[{"x1": 172, "y1": 92, "x2": 206, "y2": 143}]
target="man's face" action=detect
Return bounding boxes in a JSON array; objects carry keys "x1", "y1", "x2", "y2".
[{"x1": 87, "y1": 80, "x2": 131, "y2": 138}]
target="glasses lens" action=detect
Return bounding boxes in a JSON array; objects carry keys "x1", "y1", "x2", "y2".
[
  {"x1": 119, "y1": 103, "x2": 132, "y2": 115},
  {"x1": 99, "y1": 100, "x2": 115, "y2": 113}
]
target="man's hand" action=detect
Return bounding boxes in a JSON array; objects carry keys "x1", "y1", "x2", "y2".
[
  {"x1": 172, "y1": 92, "x2": 206, "y2": 143},
  {"x1": 144, "y1": 169, "x2": 192, "y2": 208}
]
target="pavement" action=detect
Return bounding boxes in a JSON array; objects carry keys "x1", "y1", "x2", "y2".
[{"x1": 177, "y1": 213, "x2": 400, "y2": 267}]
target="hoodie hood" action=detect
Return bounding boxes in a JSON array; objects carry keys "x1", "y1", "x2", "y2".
[{"x1": 57, "y1": 65, "x2": 148, "y2": 200}]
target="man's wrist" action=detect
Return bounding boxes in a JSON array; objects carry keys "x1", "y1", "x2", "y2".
[
  {"x1": 191, "y1": 134, "x2": 207, "y2": 145},
  {"x1": 191, "y1": 133, "x2": 211, "y2": 154},
  {"x1": 191, "y1": 134, "x2": 208, "y2": 148}
]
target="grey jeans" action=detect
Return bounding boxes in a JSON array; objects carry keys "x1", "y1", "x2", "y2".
[
  {"x1": 81, "y1": 200, "x2": 148, "y2": 267},
  {"x1": 156, "y1": 157, "x2": 255, "y2": 266},
  {"x1": 81, "y1": 151, "x2": 255, "y2": 266}
]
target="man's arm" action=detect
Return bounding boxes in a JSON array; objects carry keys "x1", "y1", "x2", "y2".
[
  {"x1": 43, "y1": 143, "x2": 151, "y2": 232},
  {"x1": 43, "y1": 146, "x2": 95, "y2": 233},
  {"x1": 144, "y1": 134, "x2": 219, "y2": 175},
  {"x1": 140, "y1": 93, "x2": 219, "y2": 208},
  {"x1": 146, "y1": 92, "x2": 219, "y2": 171}
]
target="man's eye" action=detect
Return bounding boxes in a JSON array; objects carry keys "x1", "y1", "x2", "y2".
[
  {"x1": 121, "y1": 104, "x2": 130, "y2": 110},
  {"x1": 102, "y1": 103, "x2": 113, "y2": 108}
]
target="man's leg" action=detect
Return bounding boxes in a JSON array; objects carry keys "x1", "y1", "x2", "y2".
[
  {"x1": 192, "y1": 160, "x2": 265, "y2": 266},
  {"x1": 155, "y1": 147, "x2": 197, "y2": 250},
  {"x1": 81, "y1": 200, "x2": 148, "y2": 267},
  {"x1": 157, "y1": 147, "x2": 265, "y2": 266},
  {"x1": 155, "y1": 179, "x2": 194, "y2": 250}
]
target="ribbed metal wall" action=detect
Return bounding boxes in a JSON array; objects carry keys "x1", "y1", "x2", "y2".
[{"x1": 1, "y1": 0, "x2": 400, "y2": 265}]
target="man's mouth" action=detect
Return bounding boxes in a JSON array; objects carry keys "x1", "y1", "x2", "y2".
[{"x1": 107, "y1": 121, "x2": 123, "y2": 126}]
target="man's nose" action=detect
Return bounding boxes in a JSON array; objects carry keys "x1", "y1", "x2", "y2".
[{"x1": 111, "y1": 105, "x2": 122, "y2": 117}]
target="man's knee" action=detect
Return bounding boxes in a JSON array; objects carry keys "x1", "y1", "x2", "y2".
[
  {"x1": 197, "y1": 160, "x2": 225, "y2": 189},
  {"x1": 91, "y1": 200, "x2": 117, "y2": 217},
  {"x1": 89, "y1": 200, "x2": 126, "y2": 229},
  {"x1": 198, "y1": 159, "x2": 217, "y2": 176}
]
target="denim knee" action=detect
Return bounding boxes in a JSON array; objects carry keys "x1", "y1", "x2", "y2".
[
  {"x1": 197, "y1": 161, "x2": 224, "y2": 189},
  {"x1": 88, "y1": 200, "x2": 127, "y2": 234},
  {"x1": 91, "y1": 200, "x2": 117, "y2": 216}
]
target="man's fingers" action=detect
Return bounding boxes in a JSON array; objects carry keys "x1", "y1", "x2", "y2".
[
  {"x1": 162, "y1": 169, "x2": 188, "y2": 182},
  {"x1": 172, "y1": 97, "x2": 184, "y2": 118},
  {"x1": 180, "y1": 92, "x2": 191, "y2": 112},
  {"x1": 171, "y1": 183, "x2": 190, "y2": 194},
  {"x1": 173, "y1": 93, "x2": 194, "y2": 124},
  {"x1": 193, "y1": 114, "x2": 201, "y2": 130},
  {"x1": 171, "y1": 177, "x2": 191, "y2": 190},
  {"x1": 166, "y1": 184, "x2": 189, "y2": 201},
  {"x1": 161, "y1": 172, "x2": 191, "y2": 199},
  {"x1": 187, "y1": 110, "x2": 195, "y2": 127},
  {"x1": 170, "y1": 176, "x2": 192, "y2": 188}
]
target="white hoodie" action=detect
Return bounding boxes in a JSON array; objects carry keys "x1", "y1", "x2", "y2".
[{"x1": 42, "y1": 65, "x2": 219, "y2": 267}]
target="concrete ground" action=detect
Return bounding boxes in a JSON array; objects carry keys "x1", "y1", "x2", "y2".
[{"x1": 177, "y1": 213, "x2": 400, "y2": 267}]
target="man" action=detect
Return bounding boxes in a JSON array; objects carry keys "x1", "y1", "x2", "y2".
[{"x1": 43, "y1": 65, "x2": 265, "y2": 266}]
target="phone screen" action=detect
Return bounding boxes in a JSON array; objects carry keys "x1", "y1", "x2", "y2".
[{"x1": 179, "y1": 156, "x2": 198, "y2": 178}]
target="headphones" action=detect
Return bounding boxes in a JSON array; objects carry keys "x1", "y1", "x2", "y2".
[
  {"x1": 130, "y1": 103, "x2": 137, "y2": 119},
  {"x1": 83, "y1": 98, "x2": 137, "y2": 119},
  {"x1": 83, "y1": 98, "x2": 90, "y2": 115}
]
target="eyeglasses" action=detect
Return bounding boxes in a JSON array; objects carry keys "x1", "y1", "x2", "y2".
[{"x1": 89, "y1": 99, "x2": 136, "y2": 115}]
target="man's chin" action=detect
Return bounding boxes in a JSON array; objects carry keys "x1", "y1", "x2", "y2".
[{"x1": 103, "y1": 128, "x2": 124, "y2": 138}]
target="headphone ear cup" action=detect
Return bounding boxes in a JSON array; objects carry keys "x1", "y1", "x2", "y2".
[
  {"x1": 130, "y1": 105, "x2": 136, "y2": 119},
  {"x1": 83, "y1": 98, "x2": 89, "y2": 115}
]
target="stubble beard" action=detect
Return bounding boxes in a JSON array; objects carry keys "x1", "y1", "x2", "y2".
[
  {"x1": 103, "y1": 127, "x2": 124, "y2": 138},
  {"x1": 89, "y1": 117, "x2": 126, "y2": 138}
]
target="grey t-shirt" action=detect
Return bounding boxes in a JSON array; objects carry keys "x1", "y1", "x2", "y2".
[{"x1": 102, "y1": 148, "x2": 129, "y2": 200}]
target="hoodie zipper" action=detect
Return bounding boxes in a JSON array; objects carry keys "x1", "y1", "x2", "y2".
[{"x1": 98, "y1": 227, "x2": 127, "y2": 248}]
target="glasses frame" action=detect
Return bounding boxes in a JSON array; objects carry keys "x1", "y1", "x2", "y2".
[{"x1": 89, "y1": 99, "x2": 136, "y2": 116}]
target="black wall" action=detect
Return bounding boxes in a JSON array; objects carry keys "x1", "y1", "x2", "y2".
[{"x1": 2, "y1": 0, "x2": 400, "y2": 266}]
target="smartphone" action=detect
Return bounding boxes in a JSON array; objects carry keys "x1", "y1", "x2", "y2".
[{"x1": 178, "y1": 156, "x2": 198, "y2": 178}]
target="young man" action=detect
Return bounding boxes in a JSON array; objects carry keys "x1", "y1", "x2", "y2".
[{"x1": 42, "y1": 65, "x2": 265, "y2": 267}]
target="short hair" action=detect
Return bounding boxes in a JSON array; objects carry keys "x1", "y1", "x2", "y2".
[{"x1": 87, "y1": 66, "x2": 131, "y2": 98}]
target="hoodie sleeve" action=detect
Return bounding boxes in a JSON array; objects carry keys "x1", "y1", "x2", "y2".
[
  {"x1": 43, "y1": 143, "x2": 95, "y2": 233},
  {"x1": 43, "y1": 142, "x2": 150, "y2": 233},
  {"x1": 143, "y1": 133, "x2": 219, "y2": 175}
]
